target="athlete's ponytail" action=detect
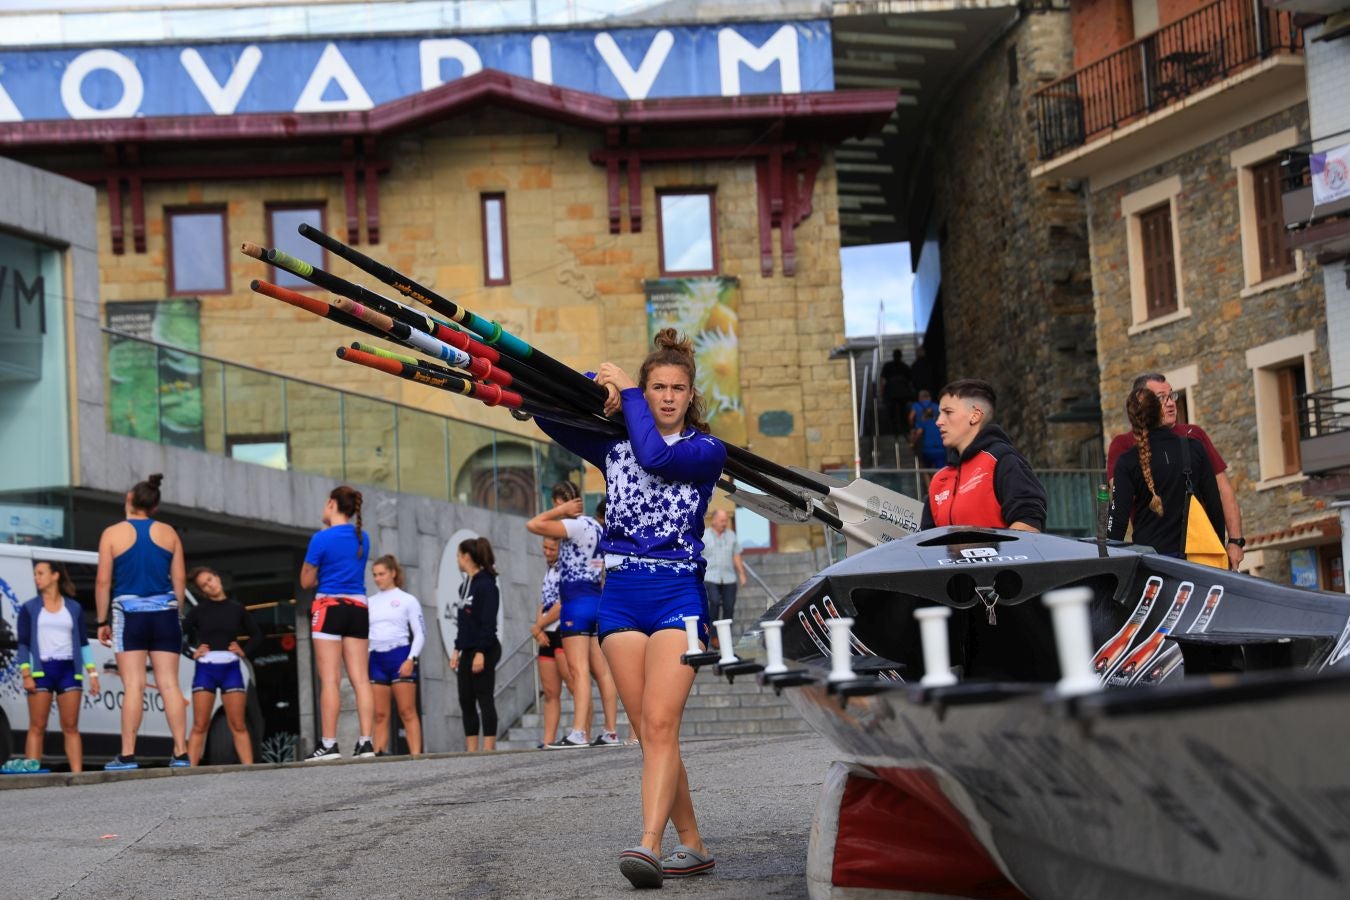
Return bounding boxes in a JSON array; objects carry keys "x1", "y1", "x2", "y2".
[
  {"x1": 1126, "y1": 388, "x2": 1164, "y2": 517},
  {"x1": 458, "y1": 536, "x2": 497, "y2": 577},
  {"x1": 639, "y1": 327, "x2": 708, "y2": 433},
  {"x1": 331, "y1": 485, "x2": 365, "y2": 558}
]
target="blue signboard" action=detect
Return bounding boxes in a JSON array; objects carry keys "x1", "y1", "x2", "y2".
[{"x1": 0, "y1": 21, "x2": 832, "y2": 122}]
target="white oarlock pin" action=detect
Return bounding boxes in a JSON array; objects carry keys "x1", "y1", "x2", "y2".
[
  {"x1": 713, "y1": 619, "x2": 737, "y2": 664},
  {"x1": 913, "y1": 606, "x2": 958, "y2": 688},
  {"x1": 826, "y1": 617, "x2": 856, "y2": 682},
  {"x1": 682, "y1": 615, "x2": 702, "y2": 655},
  {"x1": 760, "y1": 620, "x2": 788, "y2": 674},
  {"x1": 1043, "y1": 587, "x2": 1099, "y2": 695}
]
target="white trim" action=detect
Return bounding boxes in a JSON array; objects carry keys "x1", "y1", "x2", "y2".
[
  {"x1": 1254, "y1": 473, "x2": 1308, "y2": 491},
  {"x1": 1127, "y1": 307, "x2": 1192, "y2": 336},
  {"x1": 1231, "y1": 127, "x2": 1305, "y2": 289},
  {"x1": 1247, "y1": 330, "x2": 1317, "y2": 482},
  {"x1": 1165, "y1": 363, "x2": 1201, "y2": 428},
  {"x1": 1122, "y1": 176, "x2": 1186, "y2": 331}
]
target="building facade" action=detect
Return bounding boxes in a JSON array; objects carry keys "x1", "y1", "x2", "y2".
[{"x1": 1035, "y1": 0, "x2": 1334, "y2": 583}]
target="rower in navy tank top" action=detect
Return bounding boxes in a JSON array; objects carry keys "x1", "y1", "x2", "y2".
[
  {"x1": 94, "y1": 473, "x2": 190, "y2": 770},
  {"x1": 534, "y1": 329, "x2": 723, "y2": 887}
]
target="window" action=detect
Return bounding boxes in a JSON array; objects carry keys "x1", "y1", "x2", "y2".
[
  {"x1": 1139, "y1": 205, "x2": 1177, "y2": 318},
  {"x1": 1122, "y1": 176, "x2": 1185, "y2": 332},
  {"x1": 267, "y1": 204, "x2": 326, "y2": 289},
  {"x1": 167, "y1": 208, "x2": 227, "y2": 295},
  {"x1": 480, "y1": 193, "x2": 509, "y2": 285},
  {"x1": 226, "y1": 434, "x2": 289, "y2": 471},
  {"x1": 1252, "y1": 159, "x2": 1295, "y2": 281},
  {"x1": 1275, "y1": 364, "x2": 1306, "y2": 475},
  {"x1": 658, "y1": 189, "x2": 718, "y2": 276},
  {"x1": 1232, "y1": 128, "x2": 1302, "y2": 290},
  {"x1": 1247, "y1": 330, "x2": 1315, "y2": 482}
]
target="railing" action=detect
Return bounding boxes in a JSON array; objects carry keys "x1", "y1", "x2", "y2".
[
  {"x1": 826, "y1": 467, "x2": 1105, "y2": 537},
  {"x1": 1298, "y1": 386, "x2": 1350, "y2": 475},
  {"x1": 103, "y1": 328, "x2": 581, "y2": 515},
  {"x1": 741, "y1": 559, "x2": 782, "y2": 610},
  {"x1": 1034, "y1": 0, "x2": 1302, "y2": 159},
  {"x1": 1281, "y1": 140, "x2": 1350, "y2": 233}
]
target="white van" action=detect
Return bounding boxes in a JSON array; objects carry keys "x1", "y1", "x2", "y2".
[{"x1": 0, "y1": 542, "x2": 258, "y2": 767}]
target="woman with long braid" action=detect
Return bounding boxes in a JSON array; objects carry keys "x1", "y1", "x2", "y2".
[
  {"x1": 301, "y1": 486, "x2": 376, "y2": 761},
  {"x1": 1108, "y1": 388, "x2": 1224, "y2": 557},
  {"x1": 535, "y1": 329, "x2": 724, "y2": 888}
]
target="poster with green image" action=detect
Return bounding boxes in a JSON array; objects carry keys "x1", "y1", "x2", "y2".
[
  {"x1": 106, "y1": 299, "x2": 204, "y2": 449},
  {"x1": 644, "y1": 277, "x2": 746, "y2": 445}
]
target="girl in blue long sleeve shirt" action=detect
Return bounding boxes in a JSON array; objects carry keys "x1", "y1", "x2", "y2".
[{"x1": 534, "y1": 328, "x2": 725, "y2": 888}]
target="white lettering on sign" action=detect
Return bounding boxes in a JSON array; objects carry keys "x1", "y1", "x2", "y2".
[
  {"x1": 61, "y1": 49, "x2": 143, "y2": 119},
  {"x1": 0, "y1": 82, "x2": 21, "y2": 122},
  {"x1": 295, "y1": 43, "x2": 373, "y2": 112},
  {"x1": 531, "y1": 35, "x2": 553, "y2": 85},
  {"x1": 594, "y1": 30, "x2": 673, "y2": 100},
  {"x1": 718, "y1": 25, "x2": 800, "y2": 96},
  {"x1": 180, "y1": 45, "x2": 262, "y2": 116},
  {"x1": 419, "y1": 38, "x2": 484, "y2": 91}
]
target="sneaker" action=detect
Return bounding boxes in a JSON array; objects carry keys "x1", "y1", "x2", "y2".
[
  {"x1": 543, "y1": 731, "x2": 590, "y2": 750},
  {"x1": 590, "y1": 731, "x2": 621, "y2": 747},
  {"x1": 1, "y1": 758, "x2": 41, "y2": 774},
  {"x1": 353, "y1": 740, "x2": 376, "y2": 759},
  {"x1": 105, "y1": 754, "x2": 139, "y2": 771},
  {"x1": 304, "y1": 743, "x2": 341, "y2": 762},
  {"x1": 169, "y1": 753, "x2": 191, "y2": 768}
]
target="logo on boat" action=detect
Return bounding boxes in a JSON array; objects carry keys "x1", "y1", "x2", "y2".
[
  {"x1": 937, "y1": 548, "x2": 1029, "y2": 566},
  {"x1": 864, "y1": 495, "x2": 920, "y2": 533}
]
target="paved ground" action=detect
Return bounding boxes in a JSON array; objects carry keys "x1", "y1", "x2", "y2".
[{"x1": 1, "y1": 734, "x2": 835, "y2": 899}]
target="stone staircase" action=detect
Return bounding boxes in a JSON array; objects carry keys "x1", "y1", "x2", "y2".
[{"x1": 498, "y1": 549, "x2": 832, "y2": 749}]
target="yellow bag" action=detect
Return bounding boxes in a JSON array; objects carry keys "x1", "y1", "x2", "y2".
[
  {"x1": 1185, "y1": 494, "x2": 1228, "y2": 569},
  {"x1": 1179, "y1": 437, "x2": 1228, "y2": 569}
]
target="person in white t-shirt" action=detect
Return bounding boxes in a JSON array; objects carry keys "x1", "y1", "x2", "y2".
[
  {"x1": 367, "y1": 555, "x2": 426, "y2": 755},
  {"x1": 529, "y1": 536, "x2": 574, "y2": 747}
]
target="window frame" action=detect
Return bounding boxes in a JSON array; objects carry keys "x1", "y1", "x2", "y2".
[
  {"x1": 1246, "y1": 330, "x2": 1316, "y2": 484},
  {"x1": 656, "y1": 187, "x2": 720, "y2": 277},
  {"x1": 1138, "y1": 203, "x2": 1178, "y2": 319},
  {"x1": 480, "y1": 193, "x2": 511, "y2": 286},
  {"x1": 1251, "y1": 158, "x2": 1296, "y2": 282},
  {"x1": 165, "y1": 205, "x2": 230, "y2": 297},
  {"x1": 265, "y1": 202, "x2": 328, "y2": 291},
  {"x1": 1231, "y1": 127, "x2": 1303, "y2": 293},
  {"x1": 1122, "y1": 176, "x2": 1187, "y2": 334}
]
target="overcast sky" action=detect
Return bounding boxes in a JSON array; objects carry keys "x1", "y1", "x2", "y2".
[{"x1": 841, "y1": 242, "x2": 914, "y2": 337}]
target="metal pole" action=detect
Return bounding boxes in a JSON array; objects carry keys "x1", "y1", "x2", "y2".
[{"x1": 848, "y1": 349, "x2": 862, "y2": 480}]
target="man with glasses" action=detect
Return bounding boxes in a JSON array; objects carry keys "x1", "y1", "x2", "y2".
[{"x1": 1106, "y1": 373, "x2": 1245, "y2": 568}]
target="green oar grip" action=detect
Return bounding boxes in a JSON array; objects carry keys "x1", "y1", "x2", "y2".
[{"x1": 268, "y1": 249, "x2": 314, "y2": 278}]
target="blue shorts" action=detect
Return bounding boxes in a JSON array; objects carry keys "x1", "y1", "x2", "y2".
[
  {"x1": 598, "y1": 566, "x2": 709, "y2": 643},
  {"x1": 369, "y1": 646, "x2": 417, "y2": 685},
  {"x1": 559, "y1": 582, "x2": 602, "y2": 637},
  {"x1": 113, "y1": 607, "x2": 182, "y2": 654},
  {"x1": 192, "y1": 659, "x2": 245, "y2": 694},
  {"x1": 31, "y1": 658, "x2": 81, "y2": 694}
]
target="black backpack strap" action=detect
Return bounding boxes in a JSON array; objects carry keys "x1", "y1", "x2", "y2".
[{"x1": 1177, "y1": 430, "x2": 1196, "y2": 495}]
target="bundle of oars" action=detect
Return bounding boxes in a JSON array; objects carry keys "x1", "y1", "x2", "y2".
[{"x1": 241, "y1": 227, "x2": 922, "y2": 551}]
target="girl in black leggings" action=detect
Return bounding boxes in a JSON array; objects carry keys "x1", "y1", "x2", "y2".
[{"x1": 451, "y1": 537, "x2": 501, "y2": 752}]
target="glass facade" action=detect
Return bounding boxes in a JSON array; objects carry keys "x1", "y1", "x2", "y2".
[{"x1": 0, "y1": 230, "x2": 70, "y2": 521}]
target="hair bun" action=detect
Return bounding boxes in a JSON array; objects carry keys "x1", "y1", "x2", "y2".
[
  {"x1": 148, "y1": 473, "x2": 164, "y2": 488},
  {"x1": 652, "y1": 327, "x2": 694, "y2": 357}
]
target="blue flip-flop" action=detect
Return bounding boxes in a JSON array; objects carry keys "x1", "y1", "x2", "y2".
[
  {"x1": 662, "y1": 844, "x2": 715, "y2": 878},
  {"x1": 619, "y1": 846, "x2": 663, "y2": 889}
]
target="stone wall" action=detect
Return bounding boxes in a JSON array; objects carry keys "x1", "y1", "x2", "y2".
[
  {"x1": 1087, "y1": 104, "x2": 1330, "y2": 581},
  {"x1": 929, "y1": 9, "x2": 1100, "y2": 469}
]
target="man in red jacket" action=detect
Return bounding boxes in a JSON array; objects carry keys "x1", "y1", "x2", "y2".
[{"x1": 921, "y1": 379, "x2": 1047, "y2": 532}]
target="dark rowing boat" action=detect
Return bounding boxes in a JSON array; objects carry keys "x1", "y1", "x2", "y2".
[{"x1": 742, "y1": 527, "x2": 1350, "y2": 900}]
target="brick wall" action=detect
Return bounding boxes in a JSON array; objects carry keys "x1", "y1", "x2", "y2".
[
  {"x1": 1087, "y1": 105, "x2": 1330, "y2": 580},
  {"x1": 1072, "y1": 0, "x2": 1136, "y2": 68},
  {"x1": 930, "y1": 10, "x2": 1101, "y2": 469},
  {"x1": 90, "y1": 110, "x2": 855, "y2": 506}
]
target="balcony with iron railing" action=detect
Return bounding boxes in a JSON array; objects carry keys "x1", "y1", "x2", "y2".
[
  {"x1": 1033, "y1": 0, "x2": 1303, "y2": 172},
  {"x1": 102, "y1": 328, "x2": 580, "y2": 516},
  {"x1": 1299, "y1": 386, "x2": 1350, "y2": 477},
  {"x1": 1281, "y1": 136, "x2": 1350, "y2": 258}
]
